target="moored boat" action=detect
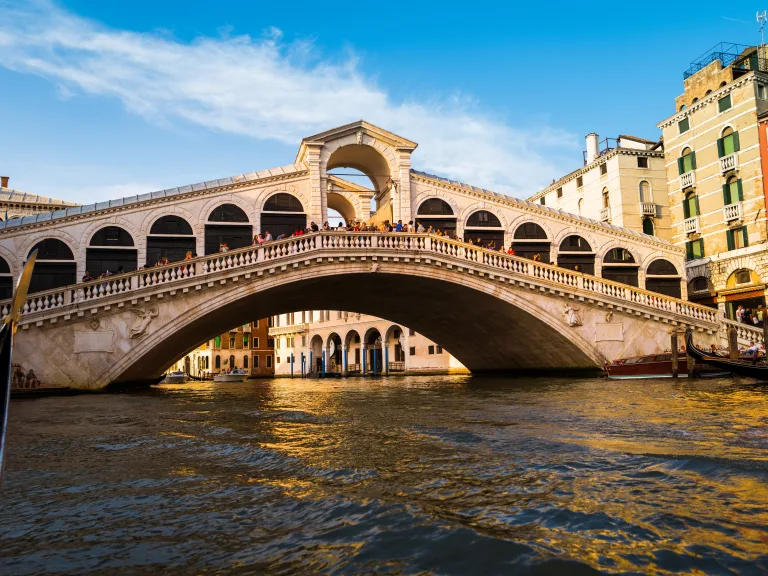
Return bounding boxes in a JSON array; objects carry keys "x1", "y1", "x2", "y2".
[
  {"x1": 686, "y1": 332, "x2": 768, "y2": 380},
  {"x1": 604, "y1": 352, "x2": 730, "y2": 379},
  {"x1": 213, "y1": 369, "x2": 249, "y2": 383},
  {"x1": 164, "y1": 370, "x2": 188, "y2": 384}
]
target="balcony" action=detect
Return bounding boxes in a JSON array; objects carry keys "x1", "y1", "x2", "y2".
[
  {"x1": 268, "y1": 323, "x2": 309, "y2": 336},
  {"x1": 720, "y1": 152, "x2": 738, "y2": 173},
  {"x1": 641, "y1": 203, "x2": 657, "y2": 217},
  {"x1": 600, "y1": 207, "x2": 611, "y2": 222},
  {"x1": 723, "y1": 202, "x2": 743, "y2": 222},
  {"x1": 680, "y1": 171, "x2": 695, "y2": 189},
  {"x1": 684, "y1": 215, "x2": 700, "y2": 234}
]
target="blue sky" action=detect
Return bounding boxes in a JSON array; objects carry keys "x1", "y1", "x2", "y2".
[{"x1": 0, "y1": 0, "x2": 759, "y2": 204}]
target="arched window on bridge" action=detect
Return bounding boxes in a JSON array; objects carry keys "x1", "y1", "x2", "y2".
[
  {"x1": 512, "y1": 223, "x2": 550, "y2": 264},
  {"x1": 601, "y1": 247, "x2": 638, "y2": 287},
  {"x1": 260, "y1": 193, "x2": 306, "y2": 240},
  {"x1": 86, "y1": 226, "x2": 137, "y2": 276},
  {"x1": 0, "y1": 256, "x2": 11, "y2": 300},
  {"x1": 416, "y1": 198, "x2": 456, "y2": 236},
  {"x1": 557, "y1": 235, "x2": 595, "y2": 275},
  {"x1": 28, "y1": 239, "x2": 77, "y2": 294},
  {"x1": 645, "y1": 259, "x2": 681, "y2": 298},
  {"x1": 205, "y1": 204, "x2": 252, "y2": 255},
  {"x1": 464, "y1": 210, "x2": 504, "y2": 248},
  {"x1": 147, "y1": 215, "x2": 196, "y2": 265}
]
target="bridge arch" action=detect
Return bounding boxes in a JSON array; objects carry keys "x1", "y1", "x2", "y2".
[{"x1": 321, "y1": 137, "x2": 398, "y2": 197}]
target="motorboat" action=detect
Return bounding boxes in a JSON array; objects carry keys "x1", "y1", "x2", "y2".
[
  {"x1": 604, "y1": 352, "x2": 730, "y2": 379},
  {"x1": 213, "y1": 369, "x2": 249, "y2": 383},
  {"x1": 164, "y1": 370, "x2": 188, "y2": 384}
]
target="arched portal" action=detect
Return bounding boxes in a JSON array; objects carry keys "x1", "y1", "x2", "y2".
[
  {"x1": 416, "y1": 199, "x2": 457, "y2": 236},
  {"x1": 326, "y1": 193, "x2": 357, "y2": 225},
  {"x1": 205, "y1": 204, "x2": 252, "y2": 255},
  {"x1": 723, "y1": 268, "x2": 765, "y2": 320},
  {"x1": 309, "y1": 334, "x2": 324, "y2": 374},
  {"x1": 513, "y1": 223, "x2": 550, "y2": 263},
  {"x1": 147, "y1": 215, "x2": 196, "y2": 265},
  {"x1": 645, "y1": 259, "x2": 681, "y2": 298},
  {"x1": 364, "y1": 327, "x2": 383, "y2": 375},
  {"x1": 28, "y1": 239, "x2": 76, "y2": 293},
  {"x1": 557, "y1": 235, "x2": 594, "y2": 274},
  {"x1": 326, "y1": 144, "x2": 393, "y2": 218},
  {"x1": 464, "y1": 210, "x2": 504, "y2": 248},
  {"x1": 86, "y1": 226, "x2": 137, "y2": 276},
  {"x1": 345, "y1": 329, "x2": 362, "y2": 373},
  {"x1": 260, "y1": 193, "x2": 306, "y2": 239},
  {"x1": 326, "y1": 332, "x2": 343, "y2": 373},
  {"x1": 384, "y1": 324, "x2": 406, "y2": 373},
  {"x1": 0, "y1": 256, "x2": 11, "y2": 299},
  {"x1": 602, "y1": 248, "x2": 638, "y2": 287}
]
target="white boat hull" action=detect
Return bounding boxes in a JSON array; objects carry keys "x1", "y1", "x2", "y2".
[
  {"x1": 213, "y1": 374, "x2": 249, "y2": 383},
  {"x1": 164, "y1": 375, "x2": 188, "y2": 384}
]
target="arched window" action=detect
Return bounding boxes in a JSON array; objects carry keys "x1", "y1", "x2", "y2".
[
  {"x1": 415, "y1": 198, "x2": 456, "y2": 236},
  {"x1": 680, "y1": 104, "x2": 687, "y2": 111},
  {"x1": 639, "y1": 181, "x2": 651, "y2": 203},
  {"x1": 604, "y1": 248, "x2": 635, "y2": 264},
  {"x1": 243, "y1": 355, "x2": 249, "y2": 369},
  {"x1": 513, "y1": 223, "x2": 547, "y2": 240},
  {"x1": 557, "y1": 236, "x2": 594, "y2": 274},
  {"x1": 215, "y1": 355, "x2": 221, "y2": 369},
  {"x1": 646, "y1": 259, "x2": 681, "y2": 297},
  {"x1": 147, "y1": 216, "x2": 196, "y2": 265},
  {"x1": 719, "y1": 126, "x2": 740, "y2": 158},
  {"x1": 683, "y1": 191, "x2": 699, "y2": 219},
  {"x1": 417, "y1": 198, "x2": 454, "y2": 215},
  {"x1": 205, "y1": 204, "x2": 253, "y2": 255},
  {"x1": 263, "y1": 193, "x2": 303, "y2": 213},
  {"x1": 692, "y1": 97, "x2": 699, "y2": 103},
  {"x1": 0, "y1": 256, "x2": 11, "y2": 300},
  {"x1": 87, "y1": 226, "x2": 137, "y2": 276},
  {"x1": 577, "y1": 198, "x2": 583, "y2": 216},
  {"x1": 209, "y1": 204, "x2": 249, "y2": 222},
  {"x1": 642, "y1": 218, "x2": 654, "y2": 236},
  {"x1": 512, "y1": 223, "x2": 550, "y2": 263},
  {"x1": 706, "y1": 89, "x2": 712, "y2": 95},
  {"x1": 679, "y1": 147, "x2": 695, "y2": 174},
  {"x1": 720, "y1": 81, "x2": 727, "y2": 88},
  {"x1": 260, "y1": 193, "x2": 306, "y2": 241},
  {"x1": 602, "y1": 247, "x2": 639, "y2": 287},
  {"x1": 28, "y1": 239, "x2": 76, "y2": 294},
  {"x1": 464, "y1": 210, "x2": 503, "y2": 247},
  {"x1": 602, "y1": 188, "x2": 610, "y2": 209},
  {"x1": 723, "y1": 175, "x2": 742, "y2": 205},
  {"x1": 229, "y1": 355, "x2": 235, "y2": 368}
]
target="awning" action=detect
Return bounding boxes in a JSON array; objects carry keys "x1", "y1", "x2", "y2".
[{"x1": 720, "y1": 285, "x2": 767, "y2": 301}]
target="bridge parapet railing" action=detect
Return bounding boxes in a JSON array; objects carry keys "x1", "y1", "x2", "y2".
[
  {"x1": 0, "y1": 231, "x2": 720, "y2": 328},
  {"x1": 723, "y1": 318, "x2": 764, "y2": 345}
]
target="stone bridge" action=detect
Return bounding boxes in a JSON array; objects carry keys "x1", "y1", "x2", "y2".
[
  {"x1": 5, "y1": 232, "x2": 719, "y2": 388},
  {"x1": 0, "y1": 120, "x2": 725, "y2": 388}
]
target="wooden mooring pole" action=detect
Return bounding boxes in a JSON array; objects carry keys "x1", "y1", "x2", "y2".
[{"x1": 671, "y1": 333, "x2": 679, "y2": 378}]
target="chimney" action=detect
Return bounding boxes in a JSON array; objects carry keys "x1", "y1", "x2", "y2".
[
  {"x1": 585, "y1": 133, "x2": 599, "y2": 164},
  {"x1": 0, "y1": 176, "x2": 8, "y2": 189}
]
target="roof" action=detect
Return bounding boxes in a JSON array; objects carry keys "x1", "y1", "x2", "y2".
[
  {"x1": 0, "y1": 163, "x2": 306, "y2": 230},
  {"x1": 618, "y1": 134, "x2": 660, "y2": 146},
  {"x1": 0, "y1": 188, "x2": 80, "y2": 207}
]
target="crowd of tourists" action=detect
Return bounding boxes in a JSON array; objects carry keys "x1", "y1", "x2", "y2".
[
  {"x1": 734, "y1": 304, "x2": 766, "y2": 327},
  {"x1": 11, "y1": 364, "x2": 40, "y2": 389}
]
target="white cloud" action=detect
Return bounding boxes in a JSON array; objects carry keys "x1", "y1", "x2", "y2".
[{"x1": 0, "y1": 0, "x2": 579, "y2": 197}]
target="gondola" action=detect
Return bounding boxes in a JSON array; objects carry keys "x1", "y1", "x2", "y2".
[{"x1": 686, "y1": 331, "x2": 768, "y2": 381}]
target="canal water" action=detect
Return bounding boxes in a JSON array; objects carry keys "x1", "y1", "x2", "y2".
[{"x1": 1, "y1": 376, "x2": 768, "y2": 575}]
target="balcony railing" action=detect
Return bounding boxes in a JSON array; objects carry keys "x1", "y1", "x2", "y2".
[
  {"x1": 720, "y1": 153, "x2": 738, "y2": 173},
  {"x1": 723, "y1": 202, "x2": 743, "y2": 222},
  {"x1": 268, "y1": 323, "x2": 309, "y2": 336},
  {"x1": 684, "y1": 216, "x2": 700, "y2": 234},
  {"x1": 680, "y1": 171, "x2": 695, "y2": 189},
  {"x1": 641, "y1": 203, "x2": 657, "y2": 216},
  {"x1": 600, "y1": 207, "x2": 611, "y2": 222}
]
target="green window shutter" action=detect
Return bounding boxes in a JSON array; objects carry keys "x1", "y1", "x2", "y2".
[
  {"x1": 678, "y1": 157, "x2": 684, "y2": 175},
  {"x1": 679, "y1": 118, "x2": 690, "y2": 133},
  {"x1": 694, "y1": 195, "x2": 700, "y2": 216},
  {"x1": 690, "y1": 151, "x2": 697, "y2": 169},
  {"x1": 727, "y1": 230, "x2": 735, "y2": 251},
  {"x1": 733, "y1": 131, "x2": 740, "y2": 152},
  {"x1": 685, "y1": 241, "x2": 692, "y2": 259},
  {"x1": 723, "y1": 183, "x2": 731, "y2": 205},
  {"x1": 742, "y1": 227, "x2": 749, "y2": 247},
  {"x1": 683, "y1": 197, "x2": 690, "y2": 219},
  {"x1": 698, "y1": 239, "x2": 705, "y2": 258},
  {"x1": 737, "y1": 179, "x2": 744, "y2": 201},
  {"x1": 717, "y1": 138, "x2": 725, "y2": 158}
]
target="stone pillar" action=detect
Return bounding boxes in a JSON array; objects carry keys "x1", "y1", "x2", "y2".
[
  {"x1": 341, "y1": 344, "x2": 348, "y2": 376},
  {"x1": 396, "y1": 149, "x2": 414, "y2": 224},
  {"x1": 361, "y1": 345, "x2": 367, "y2": 375},
  {"x1": 306, "y1": 144, "x2": 324, "y2": 225}
]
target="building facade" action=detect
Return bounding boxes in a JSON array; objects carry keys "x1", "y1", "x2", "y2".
[
  {"x1": 269, "y1": 311, "x2": 466, "y2": 376},
  {"x1": 528, "y1": 134, "x2": 671, "y2": 241},
  {"x1": 658, "y1": 43, "x2": 768, "y2": 319}
]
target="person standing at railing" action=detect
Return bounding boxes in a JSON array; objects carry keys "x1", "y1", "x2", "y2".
[
  {"x1": 82, "y1": 271, "x2": 94, "y2": 282},
  {"x1": 310, "y1": 222, "x2": 319, "y2": 232},
  {"x1": 253, "y1": 234, "x2": 264, "y2": 245},
  {"x1": 395, "y1": 220, "x2": 403, "y2": 232},
  {"x1": 322, "y1": 222, "x2": 330, "y2": 231},
  {"x1": 264, "y1": 231, "x2": 273, "y2": 242},
  {"x1": 736, "y1": 305, "x2": 745, "y2": 323}
]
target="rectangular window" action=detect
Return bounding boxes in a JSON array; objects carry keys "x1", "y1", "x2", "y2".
[
  {"x1": 727, "y1": 226, "x2": 749, "y2": 251},
  {"x1": 600, "y1": 163, "x2": 607, "y2": 175},
  {"x1": 254, "y1": 319, "x2": 259, "y2": 328},
  {"x1": 637, "y1": 157, "x2": 649, "y2": 168},
  {"x1": 576, "y1": 176, "x2": 583, "y2": 188},
  {"x1": 276, "y1": 357, "x2": 280, "y2": 364},
  {"x1": 678, "y1": 117, "x2": 690, "y2": 134},
  {"x1": 428, "y1": 345, "x2": 435, "y2": 355},
  {"x1": 214, "y1": 336, "x2": 221, "y2": 348},
  {"x1": 266, "y1": 355, "x2": 272, "y2": 368},
  {"x1": 229, "y1": 334, "x2": 236, "y2": 348},
  {"x1": 540, "y1": 197, "x2": 545, "y2": 206},
  {"x1": 253, "y1": 337, "x2": 259, "y2": 349},
  {"x1": 685, "y1": 239, "x2": 705, "y2": 260},
  {"x1": 253, "y1": 355, "x2": 259, "y2": 368},
  {"x1": 268, "y1": 317, "x2": 274, "y2": 328},
  {"x1": 243, "y1": 335, "x2": 249, "y2": 348},
  {"x1": 409, "y1": 346, "x2": 416, "y2": 356},
  {"x1": 556, "y1": 187, "x2": 563, "y2": 198},
  {"x1": 718, "y1": 94, "x2": 732, "y2": 112},
  {"x1": 267, "y1": 338, "x2": 274, "y2": 348},
  {"x1": 301, "y1": 335, "x2": 306, "y2": 346},
  {"x1": 436, "y1": 346, "x2": 443, "y2": 354},
  {"x1": 759, "y1": 84, "x2": 768, "y2": 100}
]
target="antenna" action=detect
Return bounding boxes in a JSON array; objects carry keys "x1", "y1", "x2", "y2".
[{"x1": 758, "y1": 10, "x2": 767, "y2": 54}]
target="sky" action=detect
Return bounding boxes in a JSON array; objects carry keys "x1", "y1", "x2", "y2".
[{"x1": 0, "y1": 0, "x2": 761, "y2": 205}]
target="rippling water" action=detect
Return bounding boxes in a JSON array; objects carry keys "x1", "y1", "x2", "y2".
[{"x1": 2, "y1": 376, "x2": 768, "y2": 575}]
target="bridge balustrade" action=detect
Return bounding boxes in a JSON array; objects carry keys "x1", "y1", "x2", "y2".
[{"x1": 0, "y1": 231, "x2": 720, "y2": 328}]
